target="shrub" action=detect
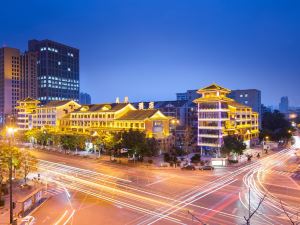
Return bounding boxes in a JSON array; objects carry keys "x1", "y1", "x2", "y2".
[
  {"x1": 191, "y1": 154, "x2": 201, "y2": 163},
  {"x1": 228, "y1": 159, "x2": 239, "y2": 164}
]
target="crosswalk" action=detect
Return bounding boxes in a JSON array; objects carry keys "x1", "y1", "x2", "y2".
[
  {"x1": 45, "y1": 186, "x2": 66, "y2": 197},
  {"x1": 291, "y1": 172, "x2": 300, "y2": 180},
  {"x1": 263, "y1": 169, "x2": 294, "y2": 176},
  {"x1": 262, "y1": 169, "x2": 300, "y2": 180}
]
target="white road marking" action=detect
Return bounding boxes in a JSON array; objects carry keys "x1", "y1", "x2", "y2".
[{"x1": 145, "y1": 176, "x2": 175, "y2": 186}]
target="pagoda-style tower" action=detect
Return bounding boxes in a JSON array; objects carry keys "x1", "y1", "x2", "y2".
[
  {"x1": 194, "y1": 83, "x2": 260, "y2": 156},
  {"x1": 194, "y1": 84, "x2": 232, "y2": 156}
]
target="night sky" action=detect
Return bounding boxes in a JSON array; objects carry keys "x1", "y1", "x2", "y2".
[{"x1": 1, "y1": 0, "x2": 299, "y2": 106}]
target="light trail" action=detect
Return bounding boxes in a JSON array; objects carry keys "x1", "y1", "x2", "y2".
[
  {"x1": 53, "y1": 210, "x2": 68, "y2": 225},
  {"x1": 240, "y1": 146, "x2": 300, "y2": 224},
  {"x1": 63, "y1": 209, "x2": 76, "y2": 225},
  {"x1": 26, "y1": 146, "x2": 298, "y2": 225}
]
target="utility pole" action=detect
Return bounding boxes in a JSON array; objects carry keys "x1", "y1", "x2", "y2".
[{"x1": 7, "y1": 127, "x2": 16, "y2": 225}]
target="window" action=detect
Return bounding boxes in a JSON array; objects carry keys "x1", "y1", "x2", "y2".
[
  {"x1": 245, "y1": 94, "x2": 248, "y2": 97},
  {"x1": 240, "y1": 94, "x2": 243, "y2": 97},
  {"x1": 67, "y1": 68, "x2": 71, "y2": 71},
  {"x1": 245, "y1": 101, "x2": 248, "y2": 104}
]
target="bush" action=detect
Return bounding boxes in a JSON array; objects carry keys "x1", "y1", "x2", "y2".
[
  {"x1": 191, "y1": 154, "x2": 201, "y2": 163},
  {"x1": 164, "y1": 153, "x2": 171, "y2": 162},
  {"x1": 228, "y1": 159, "x2": 239, "y2": 164}
]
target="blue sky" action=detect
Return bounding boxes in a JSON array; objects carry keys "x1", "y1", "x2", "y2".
[{"x1": 1, "y1": 0, "x2": 299, "y2": 106}]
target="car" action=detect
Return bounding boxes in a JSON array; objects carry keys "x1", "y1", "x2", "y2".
[
  {"x1": 21, "y1": 216, "x2": 35, "y2": 225},
  {"x1": 181, "y1": 165, "x2": 196, "y2": 170},
  {"x1": 199, "y1": 165, "x2": 215, "y2": 171}
]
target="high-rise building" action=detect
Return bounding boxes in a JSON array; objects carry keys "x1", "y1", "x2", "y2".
[
  {"x1": 194, "y1": 84, "x2": 259, "y2": 156},
  {"x1": 79, "y1": 92, "x2": 91, "y2": 104},
  {"x1": 228, "y1": 89, "x2": 261, "y2": 114},
  {"x1": 19, "y1": 51, "x2": 38, "y2": 100},
  {"x1": 0, "y1": 47, "x2": 39, "y2": 126},
  {"x1": 28, "y1": 39, "x2": 80, "y2": 104},
  {"x1": 176, "y1": 90, "x2": 200, "y2": 101},
  {"x1": 279, "y1": 96, "x2": 289, "y2": 113},
  {"x1": 228, "y1": 89, "x2": 261, "y2": 126},
  {"x1": 0, "y1": 47, "x2": 21, "y2": 124}
]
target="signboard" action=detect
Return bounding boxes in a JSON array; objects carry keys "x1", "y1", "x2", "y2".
[
  {"x1": 35, "y1": 191, "x2": 42, "y2": 203},
  {"x1": 23, "y1": 198, "x2": 33, "y2": 212},
  {"x1": 153, "y1": 121, "x2": 163, "y2": 133}
]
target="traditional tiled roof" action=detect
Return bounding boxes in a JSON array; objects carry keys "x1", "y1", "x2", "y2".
[
  {"x1": 198, "y1": 83, "x2": 231, "y2": 93},
  {"x1": 43, "y1": 100, "x2": 74, "y2": 107},
  {"x1": 193, "y1": 96, "x2": 233, "y2": 103},
  {"x1": 116, "y1": 109, "x2": 159, "y2": 120},
  {"x1": 132, "y1": 100, "x2": 188, "y2": 109},
  {"x1": 18, "y1": 97, "x2": 40, "y2": 102},
  {"x1": 72, "y1": 103, "x2": 131, "y2": 113},
  {"x1": 228, "y1": 101, "x2": 249, "y2": 109}
]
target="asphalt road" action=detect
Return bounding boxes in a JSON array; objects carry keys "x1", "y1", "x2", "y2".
[{"x1": 24, "y1": 145, "x2": 300, "y2": 225}]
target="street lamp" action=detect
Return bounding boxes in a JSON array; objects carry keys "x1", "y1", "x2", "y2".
[{"x1": 6, "y1": 127, "x2": 17, "y2": 225}]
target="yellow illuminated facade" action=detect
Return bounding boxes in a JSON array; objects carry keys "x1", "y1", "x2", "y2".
[
  {"x1": 194, "y1": 84, "x2": 259, "y2": 153},
  {"x1": 16, "y1": 99, "x2": 173, "y2": 149},
  {"x1": 60, "y1": 103, "x2": 171, "y2": 139}
]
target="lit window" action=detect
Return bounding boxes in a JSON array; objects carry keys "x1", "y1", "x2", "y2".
[
  {"x1": 245, "y1": 101, "x2": 248, "y2": 104},
  {"x1": 245, "y1": 94, "x2": 248, "y2": 97},
  {"x1": 68, "y1": 68, "x2": 71, "y2": 71},
  {"x1": 240, "y1": 94, "x2": 243, "y2": 97},
  {"x1": 58, "y1": 61, "x2": 61, "y2": 65}
]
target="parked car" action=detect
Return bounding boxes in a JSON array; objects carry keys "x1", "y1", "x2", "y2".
[
  {"x1": 181, "y1": 165, "x2": 196, "y2": 170},
  {"x1": 199, "y1": 165, "x2": 214, "y2": 171},
  {"x1": 21, "y1": 216, "x2": 35, "y2": 225}
]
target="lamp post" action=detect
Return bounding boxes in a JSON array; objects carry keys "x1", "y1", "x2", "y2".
[{"x1": 6, "y1": 127, "x2": 17, "y2": 225}]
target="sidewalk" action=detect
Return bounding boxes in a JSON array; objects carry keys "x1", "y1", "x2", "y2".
[{"x1": 0, "y1": 180, "x2": 45, "y2": 225}]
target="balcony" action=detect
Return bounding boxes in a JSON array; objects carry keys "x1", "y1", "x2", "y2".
[
  {"x1": 198, "y1": 142, "x2": 221, "y2": 147},
  {"x1": 198, "y1": 108, "x2": 229, "y2": 112},
  {"x1": 198, "y1": 126, "x2": 222, "y2": 130},
  {"x1": 198, "y1": 118, "x2": 229, "y2": 121}
]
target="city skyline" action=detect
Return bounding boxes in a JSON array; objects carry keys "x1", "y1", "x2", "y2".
[
  {"x1": 1, "y1": 2, "x2": 300, "y2": 224},
  {"x1": 1, "y1": 0, "x2": 299, "y2": 106}
]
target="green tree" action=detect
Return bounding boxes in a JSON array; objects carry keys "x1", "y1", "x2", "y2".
[
  {"x1": 221, "y1": 135, "x2": 246, "y2": 157},
  {"x1": 19, "y1": 151, "x2": 38, "y2": 184},
  {"x1": 0, "y1": 144, "x2": 22, "y2": 203},
  {"x1": 261, "y1": 110, "x2": 293, "y2": 141}
]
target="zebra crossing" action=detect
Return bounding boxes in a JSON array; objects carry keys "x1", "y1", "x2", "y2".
[
  {"x1": 291, "y1": 172, "x2": 300, "y2": 180},
  {"x1": 45, "y1": 186, "x2": 66, "y2": 197},
  {"x1": 263, "y1": 169, "x2": 294, "y2": 176}
]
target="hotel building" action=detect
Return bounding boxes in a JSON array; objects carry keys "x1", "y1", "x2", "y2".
[
  {"x1": 194, "y1": 84, "x2": 259, "y2": 155},
  {"x1": 16, "y1": 99, "x2": 173, "y2": 150}
]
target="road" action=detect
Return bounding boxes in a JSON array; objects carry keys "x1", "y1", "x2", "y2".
[{"x1": 24, "y1": 144, "x2": 300, "y2": 225}]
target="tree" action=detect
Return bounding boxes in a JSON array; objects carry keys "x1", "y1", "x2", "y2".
[
  {"x1": 0, "y1": 143, "x2": 22, "y2": 204},
  {"x1": 19, "y1": 151, "x2": 38, "y2": 184},
  {"x1": 244, "y1": 189, "x2": 267, "y2": 225},
  {"x1": 183, "y1": 126, "x2": 193, "y2": 153},
  {"x1": 279, "y1": 200, "x2": 300, "y2": 225},
  {"x1": 261, "y1": 110, "x2": 293, "y2": 142},
  {"x1": 221, "y1": 135, "x2": 246, "y2": 157}
]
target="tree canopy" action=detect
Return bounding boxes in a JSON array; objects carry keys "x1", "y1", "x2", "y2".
[
  {"x1": 221, "y1": 135, "x2": 246, "y2": 156},
  {"x1": 261, "y1": 110, "x2": 293, "y2": 141}
]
